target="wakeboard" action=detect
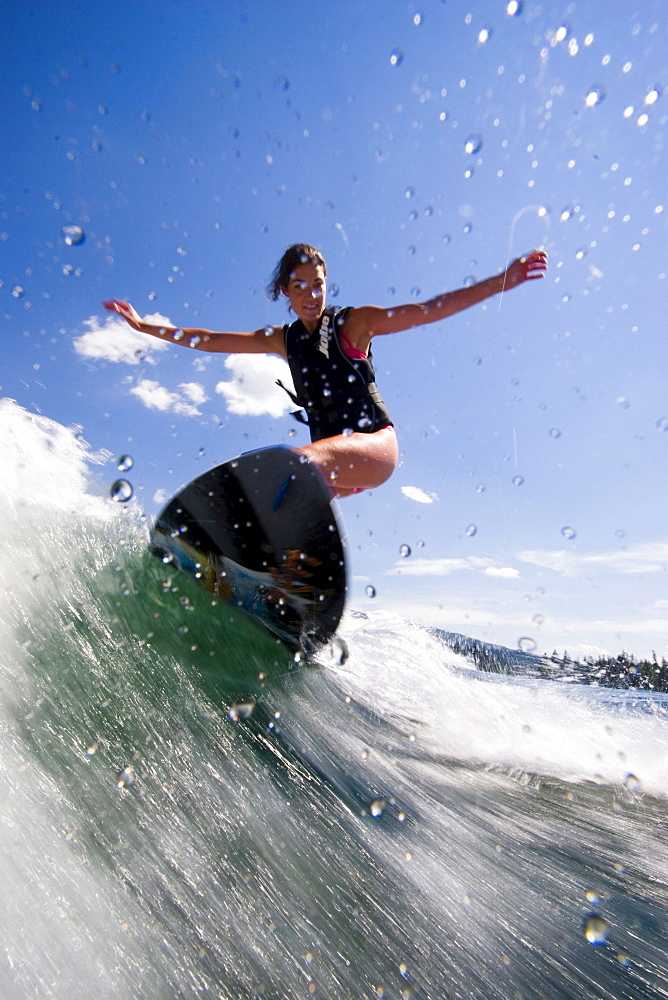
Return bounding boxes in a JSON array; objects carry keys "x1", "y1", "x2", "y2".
[{"x1": 149, "y1": 447, "x2": 347, "y2": 652}]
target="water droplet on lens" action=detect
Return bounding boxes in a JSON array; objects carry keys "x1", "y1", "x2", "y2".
[
  {"x1": 229, "y1": 702, "x2": 255, "y2": 722},
  {"x1": 358, "y1": 416, "x2": 373, "y2": 429},
  {"x1": 585, "y1": 85, "x2": 606, "y2": 107},
  {"x1": 117, "y1": 454, "x2": 133, "y2": 472},
  {"x1": 330, "y1": 283, "x2": 339, "y2": 298},
  {"x1": 583, "y1": 914, "x2": 610, "y2": 946},
  {"x1": 172, "y1": 329, "x2": 184, "y2": 341},
  {"x1": 476, "y1": 483, "x2": 486, "y2": 493},
  {"x1": 390, "y1": 48, "x2": 404, "y2": 67},
  {"x1": 110, "y1": 479, "x2": 133, "y2": 502},
  {"x1": 134, "y1": 349, "x2": 146, "y2": 361},
  {"x1": 464, "y1": 133, "x2": 483, "y2": 154},
  {"x1": 512, "y1": 475, "x2": 524, "y2": 487},
  {"x1": 506, "y1": 0, "x2": 523, "y2": 15},
  {"x1": 624, "y1": 773, "x2": 641, "y2": 792},
  {"x1": 189, "y1": 335, "x2": 201, "y2": 348},
  {"x1": 561, "y1": 526, "x2": 577, "y2": 540},
  {"x1": 365, "y1": 585, "x2": 376, "y2": 598},
  {"x1": 560, "y1": 201, "x2": 580, "y2": 221},
  {"x1": 518, "y1": 636, "x2": 536, "y2": 653},
  {"x1": 465, "y1": 524, "x2": 477, "y2": 537},
  {"x1": 549, "y1": 428, "x2": 561, "y2": 438},
  {"x1": 656, "y1": 417, "x2": 668, "y2": 432},
  {"x1": 12, "y1": 285, "x2": 25, "y2": 298},
  {"x1": 115, "y1": 765, "x2": 135, "y2": 790},
  {"x1": 329, "y1": 637, "x2": 349, "y2": 666},
  {"x1": 399, "y1": 544, "x2": 411, "y2": 557},
  {"x1": 532, "y1": 614, "x2": 544, "y2": 626},
  {"x1": 61, "y1": 224, "x2": 86, "y2": 246},
  {"x1": 370, "y1": 798, "x2": 386, "y2": 817}
]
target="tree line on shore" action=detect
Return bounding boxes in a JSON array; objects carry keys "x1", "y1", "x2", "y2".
[{"x1": 440, "y1": 631, "x2": 668, "y2": 692}]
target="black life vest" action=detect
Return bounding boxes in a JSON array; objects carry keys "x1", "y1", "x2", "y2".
[{"x1": 281, "y1": 306, "x2": 393, "y2": 443}]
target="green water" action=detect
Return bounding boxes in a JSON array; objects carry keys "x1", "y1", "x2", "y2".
[{"x1": 3, "y1": 508, "x2": 668, "y2": 999}]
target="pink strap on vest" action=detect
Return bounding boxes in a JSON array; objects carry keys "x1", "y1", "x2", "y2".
[{"x1": 339, "y1": 330, "x2": 368, "y2": 360}]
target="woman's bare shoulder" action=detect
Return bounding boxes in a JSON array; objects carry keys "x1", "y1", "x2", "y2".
[{"x1": 342, "y1": 305, "x2": 400, "y2": 338}]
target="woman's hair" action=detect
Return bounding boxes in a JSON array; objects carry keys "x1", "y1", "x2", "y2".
[{"x1": 267, "y1": 243, "x2": 326, "y2": 301}]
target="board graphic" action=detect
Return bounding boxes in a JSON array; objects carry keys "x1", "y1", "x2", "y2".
[{"x1": 149, "y1": 447, "x2": 347, "y2": 651}]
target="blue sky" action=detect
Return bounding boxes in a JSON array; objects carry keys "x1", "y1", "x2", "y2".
[{"x1": 2, "y1": 0, "x2": 666, "y2": 658}]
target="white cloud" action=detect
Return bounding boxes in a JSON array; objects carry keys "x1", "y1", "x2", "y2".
[
  {"x1": 568, "y1": 617, "x2": 668, "y2": 638},
  {"x1": 179, "y1": 382, "x2": 208, "y2": 406},
  {"x1": 390, "y1": 557, "x2": 471, "y2": 576},
  {"x1": 191, "y1": 355, "x2": 211, "y2": 372},
  {"x1": 73, "y1": 313, "x2": 173, "y2": 365},
  {"x1": 215, "y1": 354, "x2": 294, "y2": 418},
  {"x1": 129, "y1": 378, "x2": 207, "y2": 417},
  {"x1": 519, "y1": 541, "x2": 668, "y2": 578},
  {"x1": 388, "y1": 556, "x2": 508, "y2": 577},
  {"x1": 484, "y1": 566, "x2": 520, "y2": 579},
  {"x1": 401, "y1": 485, "x2": 439, "y2": 504},
  {"x1": 370, "y1": 598, "x2": 505, "y2": 629}
]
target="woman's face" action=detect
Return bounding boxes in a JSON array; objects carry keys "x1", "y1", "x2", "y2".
[{"x1": 283, "y1": 262, "x2": 327, "y2": 331}]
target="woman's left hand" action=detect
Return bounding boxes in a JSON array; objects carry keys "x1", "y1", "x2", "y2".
[{"x1": 504, "y1": 250, "x2": 548, "y2": 287}]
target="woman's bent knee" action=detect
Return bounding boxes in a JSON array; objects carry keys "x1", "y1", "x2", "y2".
[{"x1": 296, "y1": 426, "x2": 398, "y2": 492}]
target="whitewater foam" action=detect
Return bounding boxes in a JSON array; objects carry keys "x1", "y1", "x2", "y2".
[{"x1": 1, "y1": 398, "x2": 666, "y2": 1000}]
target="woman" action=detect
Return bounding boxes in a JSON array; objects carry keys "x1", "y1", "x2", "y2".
[{"x1": 104, "y1": 243, "x2": 547, "y2": 498}]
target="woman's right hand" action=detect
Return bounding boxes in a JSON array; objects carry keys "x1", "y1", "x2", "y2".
[{"x1": 102, "y1": 299, "x2": 144, "y2": 330}]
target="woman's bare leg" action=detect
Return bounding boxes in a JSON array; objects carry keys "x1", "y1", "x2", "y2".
[{"x1": 295, "y1": 426, "x2": 398, "y2": 498}]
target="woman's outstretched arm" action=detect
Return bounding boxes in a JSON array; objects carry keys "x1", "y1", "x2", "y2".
[
  {"x1": 343, "y1": 250, "x2": 548, "y2": 343},
  {"x1": 102, "y1": 300, "x2": 287, "y2": 357}
]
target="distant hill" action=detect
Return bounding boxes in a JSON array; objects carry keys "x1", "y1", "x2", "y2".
[{"x1": 431, "y1": 630, "x2": 668, "y2": 693}]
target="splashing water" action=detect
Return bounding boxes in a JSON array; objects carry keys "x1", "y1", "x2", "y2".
[{"x1": 1, "y1": 399, "x2": 667, "y2": 1000}]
